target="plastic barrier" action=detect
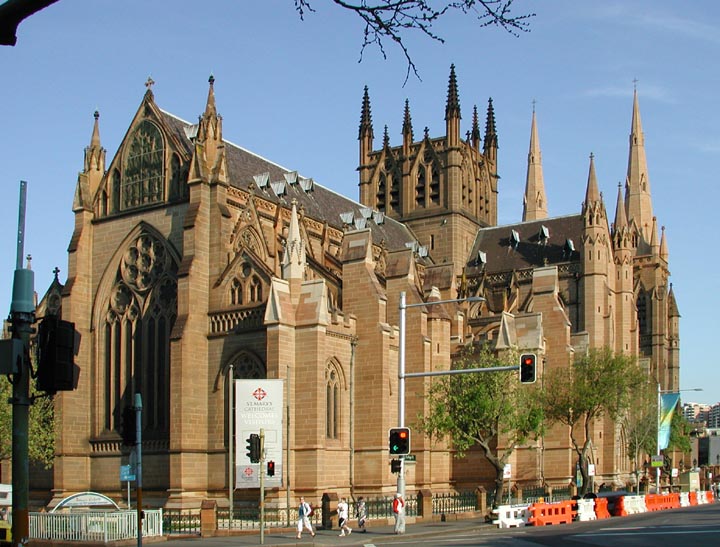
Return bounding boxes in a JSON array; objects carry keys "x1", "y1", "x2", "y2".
[
  {"x1": 623, "y1": 495, "x2": 647, "y2": 515},
  {"x1": 575, "y1": 498, "x2": 597, "y2": 521},
  {"x1": 594, "y1": 498, "x2": 611, "y2": 519},
  {"x1": 679, "y1": 492, "x2": 690, "y2": 507},
  {"x1": 612, "y1": 496, "x2": 628, "y2": 517},
  {"x1": 645, "y1": 493, "x2": 679, "y2": 511},
  {"x1": 528, "y1": 500, "x2": 575, "y2": 526},
  {"x1": 697, "y1": 491, "x2": 708, "y2": 505},
  {"x1": 689, "y1": 492, "x2": 698, "y2": 506},
  {"x1": 492, "y1": 504, "x2": 531, "y2": 528},
  {"x1": 706, "y1": 490, "x2": 714, "y2": 503}
]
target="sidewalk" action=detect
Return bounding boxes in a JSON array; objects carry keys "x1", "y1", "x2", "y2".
[{"x1": 163, "y1": 518, "x2": 491, "y2": 547}]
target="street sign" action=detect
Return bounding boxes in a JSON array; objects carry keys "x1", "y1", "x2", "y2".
[
  {"x1": 404, "y1": 454, "x2": 416, "y2": 462},
  {"x1": 120, "y1": 464, "x2": 136, "y2": 482},
  {"x1": 503, "y1": 464, "x2": 511, "y2": 479},
  {"x1": 651, "y1": 455, "x2": 664, "y2": 468}
]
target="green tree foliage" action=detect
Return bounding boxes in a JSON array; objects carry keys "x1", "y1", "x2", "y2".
[
  {"x1": 0, "y1": 374, "x2": 56, "y2": 469},
  {"x1": 542, "y1": 347, "x2": 645, "y2": 495},
  {"x1": 419, "y1": 343, "x2": 543, "y2": 506},
  {"x1": 619, "y1": 379, "x2": 657, "y2": 494}
]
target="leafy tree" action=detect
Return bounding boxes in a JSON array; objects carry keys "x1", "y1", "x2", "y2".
[
  {"x1": 619, "y1": 379, "x2": 657, "y2": 494},
  {"x1": 418, "y1": 343, "x2": 543, "y2": 507},
  {"x1": 542, "y1": 347, "x2": 645, "y2": 496},
  {"x1": 0, "y1": 369, "x2": 56, "y2": 471},
  {"x1": 1, "y1": 1, "x2": 535, "y2": 81}
]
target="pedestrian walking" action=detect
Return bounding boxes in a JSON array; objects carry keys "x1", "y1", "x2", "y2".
[
  {"x1": 392, "y1": 492, "x2": 405, "y2": 534},
  {"x1": 337, "y1": 497, "x2": 352, "y2": 536},
  {"x1": 355, "y1": 496, "x2": 367, "y2": 532},
  {"x1": 296, "y1": 496, "x2": 315, "y2": 539}
]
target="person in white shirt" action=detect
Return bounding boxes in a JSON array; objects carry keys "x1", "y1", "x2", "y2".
[{"x1": 337, "y1": 497, "x2": 352, "y2": 536}]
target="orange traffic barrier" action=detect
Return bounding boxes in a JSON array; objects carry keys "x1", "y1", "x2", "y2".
[
  {"x1": 613, "y1": 496, "x2": 627, "y2": 516},
  {"x1": 689, "y1": 492, "x2": 698, "y2": 506},
  {"x1": 707, "y1": 490, "x2": 714, "y2": 503},
  {"x1": 594, "y1": 498, "x2": 611, "y2": 519},
  {"x1": 528, "y1": 500, "x2": 576, "y2": 526},
  {"x1": 645, "y1": 493, "x2": 679, "y2": 511}
]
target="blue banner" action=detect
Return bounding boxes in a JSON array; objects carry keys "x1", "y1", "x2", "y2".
[{"x1": 658, "y1": 393, "x2": 680, "y2": 450}]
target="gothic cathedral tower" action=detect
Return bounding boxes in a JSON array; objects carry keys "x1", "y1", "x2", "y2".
[{"x1": 358, "y1": 66, "x2": 499, "y2": 273}]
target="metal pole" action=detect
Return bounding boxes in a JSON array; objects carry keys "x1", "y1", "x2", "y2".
[
  {"x1": 228, "y1": 364, "x2": 234, "y2": 529},
  {"x1": 259, "y1": 428, "x2": 265, "y2": 545},
  {"x1": 11, "y1": 181, "x2": 33, "y2": 547},
  {"x1": 135, "y1": 393, "x2": 143, "y2": 547},
  {"x1": 397, "y1": 291, "x2": 406, "y2": 497},
  {"x1": 657, "y1": 382, "x2": 661, "y2": 495}
]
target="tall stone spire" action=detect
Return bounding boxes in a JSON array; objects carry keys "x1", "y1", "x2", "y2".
[
  {"x1": 358, "y1": 86, "x2": 375, "y2": 205},
  {"x1": 445, "y1": 64, "x2": 461, "y2": 147},
  {"x1": 402, "y1": 99, "x2": 414, "y2": 144},
  {"x1": 282, "y1": 200, "x2": 306, "y2": 281},
  {"x1": 659, "y1": 225, "x2": 669, "y2": 261},
  {"x1": 84, "y1": 110, "x2": 105, "y2": 175},
  {"x1": 625, "y1": 86, "x2": 654, "y2": 244},
  {"x1": 613, "y1": 182, "x2": 629, "y2": 231},
  {"x1": 522, "y1": 106, "x2": 547, "y2": 221},
  {"x1": 584, "y1": 153, "x2": 601, "y2": 207},
  {"x1": 470, "y1": 105, "x2": 481, "y2": 150},
  {"x1": 483, "y1": 98, "x2": 498, "y2": 163}
]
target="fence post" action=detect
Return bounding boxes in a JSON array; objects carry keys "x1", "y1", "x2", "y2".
[
  {"x1": 200, "y1": 499, "x2": 217, "y2": 537},
  {"x1": 321, "y1": 492, "x2": 337, "y2": 530},
  {"x1": 417, "y1": 489, "x2": 432, "y2": 518},
  {"x1": 475, "y1": 486, "x2": 487, "y2": 516}
]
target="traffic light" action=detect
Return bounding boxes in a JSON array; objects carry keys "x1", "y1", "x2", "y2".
[
  {"x1": 267, "y1": 460, "x2": 275, "y2": 477},
  {"x1": 390, "y1": 459, "x2": 401, "y2": 473},
  {"x1": 519, "y1": 353, "x2": 537, "y2": 384},
  {"x1": 389, "y1": 427, "x2": 411, "y2": 455},
  {"x1": 37, "y1": 316, "x2": 79, "y2": 393},
  {"x1": 246, "y1": 433, "x2": 261, "y2": 463}
]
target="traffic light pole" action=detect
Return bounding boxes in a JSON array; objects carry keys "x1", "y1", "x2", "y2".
[
  {"x1": 259, "y1": 428, "x2": 265, "y2": 546},
  {"x1": 10, "y1": 181, "x2": 33, "y2": 547}
]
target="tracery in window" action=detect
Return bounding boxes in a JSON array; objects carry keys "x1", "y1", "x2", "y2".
[
  {"x1": 121, "y1": 121, "x2": 165, "y2": 210},
  {"x1": 100, "y1": 232, "x2": 177, "y2": 440}
]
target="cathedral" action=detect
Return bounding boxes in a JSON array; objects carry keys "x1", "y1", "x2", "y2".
[{"x1": 35, "y1": 66, "x2": 679, "y2": 508}]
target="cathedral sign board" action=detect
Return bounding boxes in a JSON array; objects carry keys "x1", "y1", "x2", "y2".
[{"x1": 234, "y1": 380, "x2": 284, "y2": 488}]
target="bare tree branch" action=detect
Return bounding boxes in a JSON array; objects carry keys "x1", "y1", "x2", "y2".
[
  {"x1": 295, "y1": 0, "x2": 534, "y2": 83},
  {"x1": 0, "y1": 0, "x2": 59, "y2": 46}
]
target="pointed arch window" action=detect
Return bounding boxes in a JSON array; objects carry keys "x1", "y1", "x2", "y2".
[
  {"x1": 230, "y1": 278, "x2": 243, "y2": 306},
  {"x1": 121, "y1": 120, "x2": 165, "y2": 210},
  {"x1": 249, "y1": 276, "x2": 263, "y2": 303},
  {"x1": 376, "y1": 173, "x2": 387, "y2": 212},
  {"x1": 100, "y1": 233, "x2": 177, "y2": 441},
  {"x1": 224, "y1": 351, "x2": 267, "y2": 449},
  {"x1": 325, "y1": 362, "x2": 342, "y2": 439}
]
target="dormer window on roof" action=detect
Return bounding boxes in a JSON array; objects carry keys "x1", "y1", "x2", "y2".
[
  {"x1": 510, "y1": 229, "x2": 520, "y2": 250},
  {"x1": 539, "y1": 225, "x2": 550, "y2": 243},
  {"x1": 476, "y1": 250, "x2": 487, "y2": 267},
  {"x1": 564, "y1": 238, "x2": 575, "y2": 257},
  {"x1": 253, "y1": 172, "x2": 270, "y2": 188}
]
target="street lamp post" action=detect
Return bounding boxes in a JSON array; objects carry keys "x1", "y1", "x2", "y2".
[{"x1": 396, "y1": 291, "x2": 484, "y2": 496}]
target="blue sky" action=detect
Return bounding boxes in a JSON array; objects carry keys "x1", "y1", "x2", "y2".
[{"x1": 1, "y1": 1, "x2": 717, "y2": 404}]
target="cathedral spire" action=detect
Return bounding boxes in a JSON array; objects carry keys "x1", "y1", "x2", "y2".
[
  {"x1": 584, "y1": 153, "x2": 601, "y2": 206},
  {"x1": 197, "y1": 74, "x2": 223, "y2": 144},
  {"x1": 613, "y1": 182, "x2": 628, "y2": 231},
  {"x1": 625, "y1": 86, "x2": 654, "y2": 244},
  {"x1": 282, "y1": 199, "x2": 306, "y2": 281},
  {"x1": 402, "y1": 98, "x2": 414, "y2": 144},
  {"x1": 445, "y1": 64, "x2": 461, "y2": 147},
  {"x1": 483, "y1": 97, "x2": 498, "y2": 163},
  {"x1": 522, "y1": 106, "x2": 547, "y2": 221},
  {"x1": 471, "y1": 105, "x2": 481, "y2": 150},
  {"x1": 83, "y1": 110, "x2": 105, "y2": 174},
  {"x1": 359, "y1": 86, "x2": 374, "y2": 167},
  {"x1": 659, "y1": 224, "x2": 668, "y2": 261}
]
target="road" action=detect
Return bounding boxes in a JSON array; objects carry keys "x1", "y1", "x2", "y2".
[
  {"x1": 162, "y1": 504, "x2": 720, "y2": 547},
  {"x1": 362, "y1": 504, "x2": 720, "y2": 547}
]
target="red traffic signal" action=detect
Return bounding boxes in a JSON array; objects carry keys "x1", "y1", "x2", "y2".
[
  {"x1": 389, "y1": 427, "x2": 411, "y2": 455},
  {"x1": 267, "y1": 460, "x2": 275, "y2": 477},
  {"x1": 519, "y1": 353, "x2": 537, "y2": 384}
]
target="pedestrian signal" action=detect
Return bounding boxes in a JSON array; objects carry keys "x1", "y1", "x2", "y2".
[
  {"x1": 267, "y1": 460, "x2": 275, "y2": 476},
  {"x1": 390, "y1": 459, "x2": 401, "y2": 473}
]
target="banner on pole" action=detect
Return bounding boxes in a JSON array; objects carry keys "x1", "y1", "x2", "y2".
[
  {"x1": 658, "y1": 392, "x2": 680, "y2": 451},
  {"x1": 235, "y1": 380, "x2": 284, "y2": 488}
]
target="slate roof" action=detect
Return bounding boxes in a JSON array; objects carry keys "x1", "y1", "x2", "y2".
[
  {"x1": 466, "y1": 214, "x2": 584, "y2": 275},
  {"x1": 160, "y1": 110, "x2": 418, "y2": 253}
]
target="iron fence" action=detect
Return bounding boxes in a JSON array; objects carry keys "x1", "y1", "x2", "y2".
[
  {"x1": 432, "y1": 491, "x2": 476, "y2": 514},
  {"x1": 162, "y1": 509, "x2": 201, "y2": 535},
  {"x1": 217, "y1": 506, "x2": 321, "y2": 530}
]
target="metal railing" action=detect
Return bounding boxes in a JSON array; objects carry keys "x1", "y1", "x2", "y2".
[
  {"x1": 162, "y1": 509, "x2": 201, "y2": 535},
  {"x1": 30, "y1": 510, "x2": 163, "y2": 541},
  {"x1": 351, "y1": 495, "x2": 417, "y2": 519},
  {"x1": 432, "y1": 491, "x2": 476, "y2": 514},
  {"x1": 216, "y1": 506, "x2": 321, "y2": 531}
]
